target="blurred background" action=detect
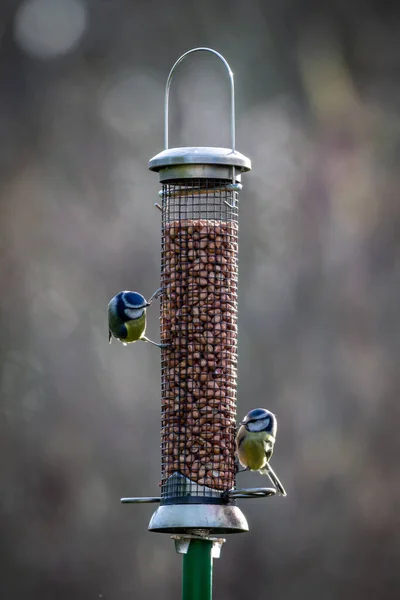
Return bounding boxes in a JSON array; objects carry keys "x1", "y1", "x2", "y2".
[{"x1": 1, "y1": 0, "x2": 400, "y2": 598}]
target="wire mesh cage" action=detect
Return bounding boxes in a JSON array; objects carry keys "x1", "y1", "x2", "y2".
[{"x1": 160, "y1": 179, "x2": 239, "y2": 504}]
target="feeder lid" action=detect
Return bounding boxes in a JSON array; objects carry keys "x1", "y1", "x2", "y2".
[{"x1": 149, "y1": 146, "x2": 251, "y2": 173}]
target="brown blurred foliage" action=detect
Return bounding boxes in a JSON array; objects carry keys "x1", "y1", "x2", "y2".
[{"x1": 1, "y1": 0, "x2": 400, "y2": 598}]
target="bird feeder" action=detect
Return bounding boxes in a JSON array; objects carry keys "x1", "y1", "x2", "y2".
[{"x1": 121, "y1": 47, "x2": 275, "y2": 599}]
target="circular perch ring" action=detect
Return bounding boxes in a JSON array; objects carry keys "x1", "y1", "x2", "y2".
[{"x1": 224, "y1": 487, "x2": 276, "y2": 500}]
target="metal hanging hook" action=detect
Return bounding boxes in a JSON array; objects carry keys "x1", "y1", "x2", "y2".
[{"x1": 164, "y1": 47, "x2": 235, "y2": 152}]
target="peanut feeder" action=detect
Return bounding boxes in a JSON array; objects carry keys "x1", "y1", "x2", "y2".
[{"x1": 148, "y1": 48, "x2": 251, "y2": 534}]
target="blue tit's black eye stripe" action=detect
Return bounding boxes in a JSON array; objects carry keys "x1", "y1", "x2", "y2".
[{"x1": 248, "y1": 417, "x2": 270, "y2": 425}]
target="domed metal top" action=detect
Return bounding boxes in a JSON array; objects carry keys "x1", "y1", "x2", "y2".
[{"x1": 149, "y1": 146, "x2": 251, "y2": 173}]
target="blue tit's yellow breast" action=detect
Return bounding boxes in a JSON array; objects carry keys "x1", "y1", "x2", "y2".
[
  {"x1": 123, "y1": 313, "x2": 147, "y2": 343},
  {"x1": 237, "y1": 429, "x2": 272, "y2": 471}
]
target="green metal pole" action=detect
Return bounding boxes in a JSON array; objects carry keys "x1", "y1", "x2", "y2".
[{"x1": 182, "y1": 539, "x2": 213, "y2": 600}]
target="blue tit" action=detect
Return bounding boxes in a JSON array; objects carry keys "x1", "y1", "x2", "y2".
[
  {"x1": 108, "y1": 288, "x2": 167, "y2": 348},
  {"x1": 236, "y1": 408, "x2": 287, "y2": 496}
]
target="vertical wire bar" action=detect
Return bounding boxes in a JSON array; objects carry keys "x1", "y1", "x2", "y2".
[{"x1": 182, "y1": 540, "x2": 213, "y2": 600}]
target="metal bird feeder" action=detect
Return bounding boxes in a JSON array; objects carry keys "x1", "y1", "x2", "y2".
[{"x1": 121, "y1": 47, "x2": 275, "y2": 600}]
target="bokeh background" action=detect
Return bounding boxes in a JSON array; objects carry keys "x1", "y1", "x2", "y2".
[{"x1": 1, "y1": 0, "x2": 400, "y2": 598}]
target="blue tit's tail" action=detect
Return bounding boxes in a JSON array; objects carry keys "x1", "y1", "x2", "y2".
[{"x1": 260, "y1": 463, "x2": 287, "y2": 497}]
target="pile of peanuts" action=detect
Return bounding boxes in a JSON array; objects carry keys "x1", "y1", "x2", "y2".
[{"x1": 160, "y1": 219, "x2": 238, "y2": 492}]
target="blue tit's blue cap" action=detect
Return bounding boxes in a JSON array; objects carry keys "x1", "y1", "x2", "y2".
[
  {"x1": 243, "y1": 408, "x2": 273, "y2": 422},
  {"x1": 120, "y1": 291, "x2": 147, "y2": 308}
]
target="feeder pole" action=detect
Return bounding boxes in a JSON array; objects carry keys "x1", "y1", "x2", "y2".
[{"x1": 182, "y1": 539, "x2": 213, "y2": 600}]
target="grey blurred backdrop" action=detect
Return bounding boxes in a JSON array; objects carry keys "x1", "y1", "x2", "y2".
[{"x1": 1, "y1": 0, "x2": 400, "y2": 598}]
